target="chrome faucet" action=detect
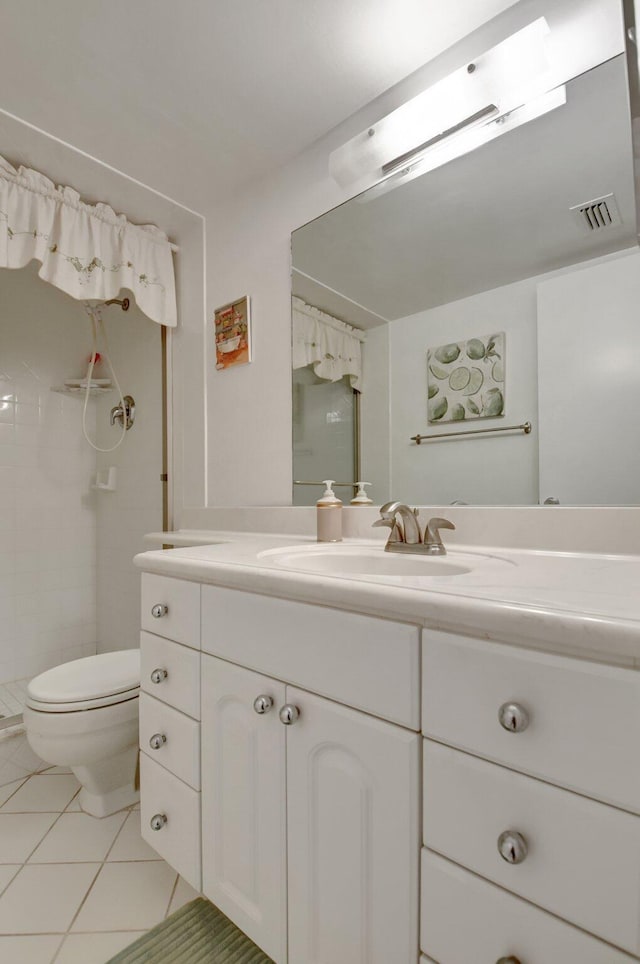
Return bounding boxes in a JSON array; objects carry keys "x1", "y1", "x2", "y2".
[{"x1": 373, "y1": 502, "x2": 455, "y2": 556}]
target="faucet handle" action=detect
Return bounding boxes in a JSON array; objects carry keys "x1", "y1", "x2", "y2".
[
  {"x1": 372, "y1": 516, "x2": 404, "y2": 542},
  {"x1": 424, "y1": 517, "x2": 455, "y2": 554}
]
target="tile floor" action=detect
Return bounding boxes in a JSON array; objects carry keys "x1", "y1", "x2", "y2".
[
  {"x1": 0, "y1": 717, "x2": 45, "y2": 790},
  {"x1": 0, "y1": 768, "x2": 199, "y2": 963}
]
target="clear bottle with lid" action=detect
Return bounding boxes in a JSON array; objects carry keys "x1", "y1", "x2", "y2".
[{"x1": 317, "y1": 480, "x2": 343, "y2": 542}]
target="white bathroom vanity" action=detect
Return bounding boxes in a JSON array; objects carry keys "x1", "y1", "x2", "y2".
[{"x1": 134, "y1": 533, "x2": 640, "y2": 963}]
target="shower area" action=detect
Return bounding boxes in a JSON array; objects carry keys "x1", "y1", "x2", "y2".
[{"x1": 0, "y1": 154, "x2": 175, "y2": 785}]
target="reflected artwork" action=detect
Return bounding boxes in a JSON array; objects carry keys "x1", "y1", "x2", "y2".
[{"x1": 427, "y1": 332, "x2": 505, "y2": 423}]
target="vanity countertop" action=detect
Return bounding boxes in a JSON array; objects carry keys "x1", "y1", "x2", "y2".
[{"x1": 134, "y1": 531, "x2": 640, "y2": 665}]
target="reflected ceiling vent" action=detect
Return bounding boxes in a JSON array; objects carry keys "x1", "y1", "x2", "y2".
[{"x1": 570, "y1": 193, "x2": 622, "y2": 232}]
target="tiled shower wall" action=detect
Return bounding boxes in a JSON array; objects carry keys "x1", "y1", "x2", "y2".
[
  {"x1": 0, "y1": 263, "x2": 163, "y2": 685},
  {"x1": 0, "y1": 263, "x2": 98, "y2": 685}
]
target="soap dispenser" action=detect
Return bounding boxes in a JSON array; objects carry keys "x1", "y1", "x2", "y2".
[
  {"x1": 317, "y1": 480, "x2": 343, "y2": 543},
  {"x1": 350, "y1": 482, "x2": 373, "y2": 506}
]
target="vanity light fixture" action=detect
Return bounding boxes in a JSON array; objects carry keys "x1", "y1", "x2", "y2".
[
  {"x1": 330, "y1": 17, "x2": 556, "y2": 194},
  {"x1": 358, "y1": 85, "x2": 566, "y2": 203}
]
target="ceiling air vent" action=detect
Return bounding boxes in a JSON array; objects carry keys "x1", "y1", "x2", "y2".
[{"x1": 570, "y1": 193, "x2": 622, "y2": 232}]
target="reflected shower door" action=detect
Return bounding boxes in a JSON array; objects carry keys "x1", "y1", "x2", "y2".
[{"x1": 292, "y1": 368, "x2": 357, "y2": 506}]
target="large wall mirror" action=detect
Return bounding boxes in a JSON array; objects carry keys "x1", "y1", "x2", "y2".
[{"x1": 291, "y1": 1, "x2": 640, "y2": 506}]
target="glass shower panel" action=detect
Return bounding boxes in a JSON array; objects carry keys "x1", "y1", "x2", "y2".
[{"x1": 292, "y1": 367, "x2": 356, "y2": 506}]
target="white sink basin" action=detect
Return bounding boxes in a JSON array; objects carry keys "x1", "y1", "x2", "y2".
[{"x1": 259, "y1": 544, "x2": 479, "y2": 578}]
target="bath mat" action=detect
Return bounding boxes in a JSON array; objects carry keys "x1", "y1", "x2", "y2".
[{"x1": 106, "y1": 897, "x2": 273, "y2": 964}]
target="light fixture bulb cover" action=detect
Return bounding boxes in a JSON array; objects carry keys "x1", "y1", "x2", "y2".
[{"x1": 329, "y1": 18, "x2": 552, "y2": 190}]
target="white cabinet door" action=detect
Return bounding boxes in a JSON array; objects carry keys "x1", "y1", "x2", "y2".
[
  {"x1": 285, "y1": 687, "x2": 420, "y2": 964},
  {"x1": 201, "y1": 655, "x2": 287, "y2": 964}
]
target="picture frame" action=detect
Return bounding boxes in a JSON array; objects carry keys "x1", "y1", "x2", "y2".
[
  {"x1": 214, "y1": 295, "x2": 251, "y2": 370},
  {"x1": 427, "y1": 331, "x2": 505, "y2": 423}
]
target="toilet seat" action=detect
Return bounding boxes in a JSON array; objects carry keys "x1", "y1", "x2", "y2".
[{"x1": 27, "y1": 651, "x2": 140, "y2": 714}]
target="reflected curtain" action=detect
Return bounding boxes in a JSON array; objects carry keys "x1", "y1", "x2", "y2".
[
  {"x1": 292, "y1": 296, "x2": 364, "y2": 390},
  {"x1": 0, "y1": 154, "x2": 177, "y2": 326}
]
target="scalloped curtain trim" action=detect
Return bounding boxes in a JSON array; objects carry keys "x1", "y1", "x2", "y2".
[
  {"x1": 0, "y1": 153, "x2": 177, "y2": 327},
  {"x1": 292, "y1": 296, "x2": 364, "y2": 390}
]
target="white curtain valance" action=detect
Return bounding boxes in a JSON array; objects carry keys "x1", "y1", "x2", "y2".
[
  {"x1": 0, "y1": 154, "x2": 177, "y2": 327},
  {"x1": 292, "y1": 296, "x2": 364, "y2": 390}
]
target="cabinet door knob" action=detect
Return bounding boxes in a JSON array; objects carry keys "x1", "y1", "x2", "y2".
[
  {"x1": 149, "y1": 733, "x2": 167, "y2": 750},
  {"x1": 498, "y1": 830, "x2": 528, "y2": 864},
  {"x1": 151, "y1": 604, "x2": 168, "y2": 618},
  {"x1": 498, "y1": 702, "x2": 529, "y2": 733},
  {"x1": 496, "y1": 958, "x2": 521, "y2": 964},
  {"x1": 253, "y1": 695, "x2": 274, "y2": 715},
  {"x1": 279, "y1": 704, "x2": 301, "y2": 725},
  {"x1": 150, "y1": 813, "x2": 167, "y2": 831},
  {"x1": 150, "y1": 668, "x2": 168, "y2": 684}
]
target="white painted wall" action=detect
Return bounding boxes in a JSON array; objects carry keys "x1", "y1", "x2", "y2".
[
  {"x1": 538, "y1": 248, "x2": 640, "y2": 504},
  {"x1": 0, "y1": 264, "x2": 98, "y2": 685},
  {"x1": 95, "y1": 305, "x2": 163, "y2": 652}
]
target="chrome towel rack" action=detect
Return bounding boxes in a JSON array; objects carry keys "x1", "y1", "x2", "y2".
[{"x1": 411, "y1": 421, "x2": 532, "y2": 445}]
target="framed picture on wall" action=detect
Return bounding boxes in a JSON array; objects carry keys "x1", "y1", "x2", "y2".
[
  {"x1": 214, "y1": 295, "x2": 252, "y2": 370},
  {"x1": 427, "y1": 331, "x2": 505, "y2": 423}
]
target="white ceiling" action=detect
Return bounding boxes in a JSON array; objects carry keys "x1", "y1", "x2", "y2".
[
  {"x1": 0, "y1": 0, "x2": 520, "y2": 210},
  {"x1": 292, "y1": 56, "x2": 636, "y2": 323}
]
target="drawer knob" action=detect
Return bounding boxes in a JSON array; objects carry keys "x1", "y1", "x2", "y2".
[
  {"x1": 498, "y1": 830, "x2": 528, "y2": 864},
  {"x1": 253, "y1": 695, "x2": 274, "y2": 715},
  {"x1": 498, "y1": 702, "x2": 529, "y2": 733},
  {"x1": 150, "y1": 813, "x2": 167, "y2": 831},
  {"x1": 151, "y1": 604, "x2": 168, "y2": 618},
  {"x1": 497, "y1": 958, "x2": 521, "y2": 964},
  {"x1": 149, "y1": 733, "x2": 167, "y2": 750},
  {"x1": 279, "y1": 704, "x2": 301, "y2": 725},
  {"x1": 150, "y1": 668, "x2": 168, "y2": 684}
]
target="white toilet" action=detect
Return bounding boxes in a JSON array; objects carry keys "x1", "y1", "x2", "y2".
[{"x1": 24, "y1": 650, "x2": 140, "y2": 818}]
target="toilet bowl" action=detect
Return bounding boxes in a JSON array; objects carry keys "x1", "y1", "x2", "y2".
[{"x1": 24, "y1": 650, "x2": 140, "y2": 817}]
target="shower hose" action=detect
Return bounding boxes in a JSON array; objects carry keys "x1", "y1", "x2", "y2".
[{"x1": 82, "y1": 302, "x2": 128, "y2": 453}]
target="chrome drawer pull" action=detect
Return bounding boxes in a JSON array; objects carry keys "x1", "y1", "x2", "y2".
[
  {"x1": 498, "y1": 830, "x2": 528, "y2": 864},
  {"x1": 149, "y1": 733, "x2": 167, "y2": 750},
  {"x1": 279, "y1": 704, "x2": 301, "y2": 725},
  {"x1": 150, "y1": 813, "x2": 167, "y2": 831},
  {"x1": 498, "y1": 702, "x2": 529, "y2": 733},
  {"x1": 151, "y1": 604, "x2": 168, "y2": 618},
  {"x1": 150, "y1": 668, "x2": 168, "y2": 684},
  {"x1": 253, "y1": 695, "x2": 274, "y2": 715}
]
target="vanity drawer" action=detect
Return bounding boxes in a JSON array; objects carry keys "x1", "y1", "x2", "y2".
[
  {"x1": 139, "y1": 693, "x2": 200, "y2": 790},
  {"x1": 423, "y1": 740, "x2": 640, "y2": 954},
  {"x1": 201, "y1": 585, "x2": 420, "y2": 729},
  {"x1": 140, "y1": 753, "x2": 201, "y2": 892},
  {"x1": 140, "y1": 632, "x2": 200, "y2": 719},
  {"x1": 422, "y1": 630, "x2": 640, "y2": 812},
  {"x1": 141, "y1": 574, "x2": 201, "y2": 649},
  {"x1": 420, "y1": 849, "x2": 636, "y2": 964}
]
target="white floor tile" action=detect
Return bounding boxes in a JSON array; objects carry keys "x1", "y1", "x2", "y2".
[
  {"x1": 41, "y1": 765, "x2": 72, "y2": 775},
  {"x1": 65, "y1": 792, "x2": 81, "y2": 812},
  {"x1": 1, "y1": 774, "x2": 79, "y2": 813},
  {"x1": 0, "y1": 777, "x2": 26, "y2": 807},
  {"x1": 107, "y1": 811, "x2": 161, "y2": 862},
  {"x1": 167, "y1": 875, "x2": 200, "y2": 916},
  {"x1": 0, "y1": 935, "x2": 63, "y2": 963},
  {"x1": 72, "y1": 860, "x2": 177, "y2": 932},
  {"x1": 0, "y1": 812, "x2": 59, "y2": 862},
  {"x1": 29, "y1": 811, "x2": 128, "y2": 864},
  {"x1": 0, "y1": 864, "x2": 20, "y2": 894},
  {"x1": 55, "y1": 930, "x2": 147, "y2": 964},
  {"x1": 0, "y1": 862, "x2": 100, "y2": 933}
]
